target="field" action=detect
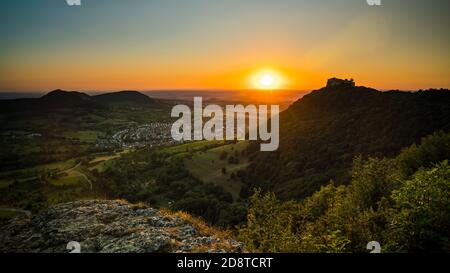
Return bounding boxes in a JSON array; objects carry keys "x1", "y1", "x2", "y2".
[
  {"x1": 184, "y1": 141, "x2": 249, "y2": 200},
  {"x1": 88, "y1": 150, "x2": 129, "y2": 172},
  {"x1": 64, "y1": 130, "x2": 105, "y2": 142},
  {"x1": 158, "y1": 140, "x2": 224, "y2": 158},
  {"x1": 0, "y1": 158, "x2": 78, "y2": 182},
  {"x1": 49, "y1": 165, "x2": 92, "y2": 188},
  {"x1": 0, "y1": 149, "x2": 131, "y2": 216}
]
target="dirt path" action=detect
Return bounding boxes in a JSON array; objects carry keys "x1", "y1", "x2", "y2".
[
  {"x1": 13, "y1": 162, "x2": 82, "y2": 183},
  {"x1": 57, "y1": 162, "x2": 92, "y2": 190},
  {"x1": 61, "y1": 162, "x2": 82, "y2": 174}
]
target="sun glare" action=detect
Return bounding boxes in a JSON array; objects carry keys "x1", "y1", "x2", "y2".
[
  {"x1": 251, "y1": 69, "x2": 284, "y2": 90},
  {"x1": 260, "y1": 75, "x2": 275, "y2": 86}
]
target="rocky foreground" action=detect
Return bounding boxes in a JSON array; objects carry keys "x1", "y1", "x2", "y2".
[{"x1": 0, "y1": 200, "x2": 243, "y2": 253}]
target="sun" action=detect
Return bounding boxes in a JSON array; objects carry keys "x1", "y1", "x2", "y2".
[
  {"x1": 259, "y1": 74, "x2": 275, "y2": 87},
  {"x1": 251, "y1": 69, "x2": 284, "y2": 90}
]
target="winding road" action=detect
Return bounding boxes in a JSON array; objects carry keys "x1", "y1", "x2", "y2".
[
  {"x1": 59, "y1": 162, "x2": 93, "y2": 190},
  {"x1": 0, "y1": 162, "x2": 94, "y2": 220}
]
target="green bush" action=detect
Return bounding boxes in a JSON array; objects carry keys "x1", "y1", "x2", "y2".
[{"x1": 238, "y1": 132, "x2": 450, "y2": 253}]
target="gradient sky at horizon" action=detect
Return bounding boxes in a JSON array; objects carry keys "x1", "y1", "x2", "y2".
[{"x1": 0, "y1": 0, "x2": 449, "y2": 92}]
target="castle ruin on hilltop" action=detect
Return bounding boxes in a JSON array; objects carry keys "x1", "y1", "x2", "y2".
[{"x1": 327, "y1": 78, "x2": 355, "y2": 88}]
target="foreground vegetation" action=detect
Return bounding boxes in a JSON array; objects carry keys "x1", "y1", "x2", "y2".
[{"x1": 239, "y1": 132, "x2": 450, "y2": 253}]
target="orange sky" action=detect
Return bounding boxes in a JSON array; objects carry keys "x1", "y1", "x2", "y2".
[{"x1": 0, "y1": 1, "x2": 449, "y2": 92}]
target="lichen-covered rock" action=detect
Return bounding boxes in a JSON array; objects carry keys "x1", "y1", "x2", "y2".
[{"x1": 0, "y1": 200, "x2": 243, "y2": 253}]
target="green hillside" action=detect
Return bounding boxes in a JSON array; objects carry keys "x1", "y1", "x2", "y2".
[{"x1": 245, "y1": 81, "x2": 450, "y2": 200}]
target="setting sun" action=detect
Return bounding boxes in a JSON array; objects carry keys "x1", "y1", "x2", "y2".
[
  {"x1": 251, "y1": 69, "x2": 285, "y2": 90},
  {"x1": 260, "y1": 75, "x2": 275, "y2": 87}
]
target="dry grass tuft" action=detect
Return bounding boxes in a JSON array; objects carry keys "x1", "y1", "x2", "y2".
[
  {"x1": 161, "y1": 208, "x2": 233, "y2": 239},
  {"x1": 131, "y1": 202, "x2": 149, "y2": 210}
]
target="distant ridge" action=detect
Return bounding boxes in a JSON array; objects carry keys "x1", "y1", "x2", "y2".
[
  {"x1": 0, "y1": 92, "x2": 43, "y2": 100},
  {"x1": 40, "y1": 90, "x2": 96, "y2": 109},
  {"x1": 0, "y1": 90, "x2": 155, "y2": 112},
  {"x1": 92, "y1": 90, "x2": 155, "y2": 105},
  {"x1": 42, "y1": 89, "x2": 91, "y2": 100}
]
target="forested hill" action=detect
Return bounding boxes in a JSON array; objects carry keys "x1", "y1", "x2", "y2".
[{"x1": 245, "y1": 78, "x2": 450, "y2": 200}]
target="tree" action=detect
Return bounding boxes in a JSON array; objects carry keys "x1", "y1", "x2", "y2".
[
  {"x1": 238, "y1": 132, "x2": 450, "y2": 253},
  {"x1": 220, "y1": 151, "x2": 228, "y2": 160},
  {"x1": 387, "y1": 161, "x2": 450, "y2": 252},
  {"x1": 238, "y1": 189, "x2": 299, "y2": 252}
]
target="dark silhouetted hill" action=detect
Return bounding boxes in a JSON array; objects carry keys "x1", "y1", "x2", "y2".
[
  {"x1": 245, "y1": 78, "x2": 450, "y2": 200},
  {"x1": 93, "y1": 91, "x2": 155, "y2": 106},
  {"x1": 40, "y1": 90, "x2": 100, "y2": 109},
  {"x1": 0, "y1": 90, "x2": 155, "y2": 113}
]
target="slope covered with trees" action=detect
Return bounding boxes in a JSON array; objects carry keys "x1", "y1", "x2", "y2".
[
  {"x1": 239, "y1": 132, "x2": 450, "y2": 253},
  {"x1": 245, "y1": 81, "x2": 450, "y2": 200}
]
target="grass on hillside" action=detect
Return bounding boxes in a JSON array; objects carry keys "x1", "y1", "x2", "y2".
[
  {"x1": 88, "y1": 150, "x2": 130, "y2": 172},
  {"x1": 64, "y1": 130, "x2": 104, "y2": 142},
  {"x1": 49, "y1": 167, "x2": 91, "y2": 188},
  {"x1": 0, "y1": 159, "x2": 78, "y2": 182},
  {"x1": 184, "y1": 141, "x2": 249, "y2": 200},
  {"x1": 158, "y1": 140, "x2": 225, "y2": 157}
]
